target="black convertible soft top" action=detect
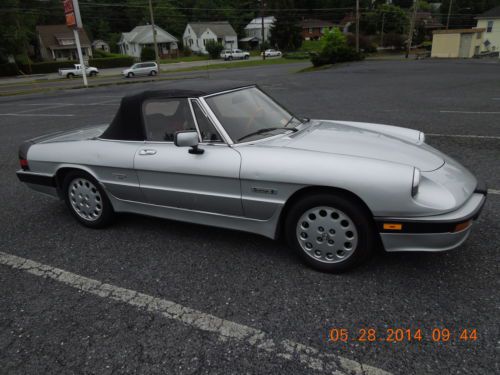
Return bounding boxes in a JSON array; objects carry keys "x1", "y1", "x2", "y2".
[{"x1": 100, "y1": 80, "x2": 252, "y2": 141}]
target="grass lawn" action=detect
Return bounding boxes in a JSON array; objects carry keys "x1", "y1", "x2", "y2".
[
  {"x1": 160, "y1": 55, "x2": 210, "y2": 64},
  {"x1": 161, "y1": 57, "x2": 307, "y2": 73}
]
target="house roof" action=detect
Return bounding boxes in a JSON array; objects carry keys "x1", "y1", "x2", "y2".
[
  {"x1": 476, "y1": 6, "x2": 500, "y2": 19},
  {"x1": 101, "y1": 80, "x2": 253, "y2": 141},
  {"x1": 433, "y1": 28, "x2": 485, "y2": 35},
  {"x1": 119, "y1": 25, "x2": 178, "y2": 45},
  {"x1": 244, "y1": 16, "x2": 276, "y2": 30},
  {"x1": 299, "y1": 19, "x2": 336, "y2": 29},
  {"x1": 36, "y1": 25, "x2": 91, "y2": 49},
  {"x1": 188, "y1": 22, "x2": 237, "y2": 37}
]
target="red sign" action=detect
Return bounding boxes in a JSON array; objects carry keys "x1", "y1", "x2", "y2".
[{"x1": 63, "y1": 0, "x2": 74, "y2": 13}]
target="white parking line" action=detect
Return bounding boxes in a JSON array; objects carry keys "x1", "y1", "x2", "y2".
[
  {"x1": 427, "y1": 133, "x2": 500, "y2": 140},
  {"x1": 488, "y1": 189, "x2": 500, "y2": 195},
  {"x1": 0, "y1": 251, "x2": 390, "y2": 375},
  {"x1": 439, "y1": 110, "x2": 500, "y2": 114},
  {"x1": 0, "y1": 113, "x2": 74, "y2": 117}
]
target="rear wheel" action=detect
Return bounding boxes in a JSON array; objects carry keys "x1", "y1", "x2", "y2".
[
  {"x1": 285, "y1": 193, "x2": 375, "y2": 273},
  {"x1": 228, "y1": 56, "x2": 233, "y2": 61},
  {"x1": 63, "y1": 171, "x2": 115, "y2": 228},
  {"x1": 244, "y1": 55, "x2": 249, "y2": 60}
]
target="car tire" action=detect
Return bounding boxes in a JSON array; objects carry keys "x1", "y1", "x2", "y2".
[
  {"x1": 127, "y1": 72, "x2": 134, "y2": 78},
  {"x1": 244, "y1": 55, "x2": 249, "y2": 60},
  {"x1": 89, "y1": 71, "x2": 97, "y2": 77},
  {"x1": 63, "y1": 171, "x2": 115, "y2": 229},
  {"x1": 284, "y1": 193, "x2": 375, "y2": 273},
  {"x1": 228, "y1": 56, "x2": 233, "y2": 61},
  {"x1": 67, "y1": 73, "x2": 74, "y2": 79},
  {"x1": 150, "y1": 70, "x2": 157, "y2": 76}
]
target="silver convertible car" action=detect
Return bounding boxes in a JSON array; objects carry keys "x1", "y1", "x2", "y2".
[{"x1": 17, "y1": 81, "x2": 487, "y2": 272}]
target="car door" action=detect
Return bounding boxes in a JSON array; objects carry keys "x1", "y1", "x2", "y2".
[{"x1": 134, "y1": 97, "x2": 243, "y2": 216}]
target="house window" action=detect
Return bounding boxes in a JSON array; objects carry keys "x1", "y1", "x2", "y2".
[{"x1": 487, "y1": 20, "x2": 493, "y2": 32}]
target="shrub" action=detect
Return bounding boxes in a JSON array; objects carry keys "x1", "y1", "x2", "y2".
[
  {"x1": 89, "y1": 56, "x2": 134, "y2": 68},
  {"x1": 182, "y1": 47, "x2": 192, "y2": 57},
  {"x1": 141, "y1": 47, "x2": 156, "y2": 62},
  {"x1": 205, "y1": 40, "x2": 224, "y2": 59},
  {"x1": 310, "y1": 28, "x2": 364, "y2": 67},
  {"x1": 383, "y1": 33, "x2": 406, "y2": 50},
  {"x1": 0, "y1": 63, "x2": 19, "y2": 77}
]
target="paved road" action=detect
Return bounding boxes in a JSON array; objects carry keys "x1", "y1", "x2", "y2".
[
  {"x1": 0, "y1": 59, "x2": 498, "y2": 374},
  {"x1": 0, "y1": 56, "x2": 266, "y2": 91}
]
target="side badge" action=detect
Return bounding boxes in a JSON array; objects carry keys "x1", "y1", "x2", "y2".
[{"x1": 251, "y1": 187, "x2": 277, "y2": 195}]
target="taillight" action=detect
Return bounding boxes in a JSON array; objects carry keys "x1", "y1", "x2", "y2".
[{"x1": 20, "y1": 158, "x2": 29, "y2": 171}]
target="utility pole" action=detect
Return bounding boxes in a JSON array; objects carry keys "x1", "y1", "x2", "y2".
[
  {"x1": 406, "y1": 0, "x2": 418, "y2": 59},
  {"x1": 380, "y1": 11, "x2": 385, "y2": 48},
  {"x1": 260, "y1": 1, "x2": 266, "y2": 60},
  {"x1": 62, "y1": 0, "x2": 87, "y2": 87},
  {"x1": 446, "y1": 0, "x2": 453, "y2": 29},
  {"x1": 355, "y1": 0, "x2": 360, "y2": 53},
  {"x1": 148, "y1": 0, "x2": 160, "y2": 74}
]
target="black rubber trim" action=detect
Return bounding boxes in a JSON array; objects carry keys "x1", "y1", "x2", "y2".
[
  {"x1": 17, "y1": 171, "x2": 56, "y2": 187},
  {"x1": 377, "y1": 194, "x2": 487, "y2": 234},
  {"x1": 474, "y1": 179, "x2": 488, "y2": 195}
]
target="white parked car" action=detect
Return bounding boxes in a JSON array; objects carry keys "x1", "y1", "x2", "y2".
[
  {"x1": 122, "y1": 62, "x2": 158, "y2": 78},
  {"x1": 220, "y1": 49, "x2": 250, "y2": 61},
  {"x1": 59, "y1": 64, "x2": 98, "y2": 78},
  {"x1": 261, "y1": 49, "x2": 282, "y2": 57}
]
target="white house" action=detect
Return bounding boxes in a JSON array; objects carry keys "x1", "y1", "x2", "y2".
[
  {"x1": 475, "y1": 6, "x2": 500, "y2": 54},
  {"x1": 183, "y1": 22, "x2": 238, "y2": 54},
  {"x1": 242, "y1": 16, "x2": 276, "y2": 45},
  {"x1": 118, "y1": 25, "x2": 178, "y2": 58}
]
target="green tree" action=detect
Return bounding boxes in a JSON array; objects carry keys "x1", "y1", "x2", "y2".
[
  {"x1": 269, "y1": 0, "x2": 302, "y2": 51},
  {"x1": 311, "y1": 28, "x2": 362, "y2": 66},
  {"x1": 361, "y1": 4, "x2": 409, "y2": 35}
]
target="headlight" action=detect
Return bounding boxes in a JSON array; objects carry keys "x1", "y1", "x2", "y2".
[{"x1": 412, "y1": 168, "x2": 421, "y2": 197}]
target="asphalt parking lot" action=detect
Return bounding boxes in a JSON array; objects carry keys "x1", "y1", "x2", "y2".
[{"x1": 0, "y1": 59, "x2": 498, "y2": 374}]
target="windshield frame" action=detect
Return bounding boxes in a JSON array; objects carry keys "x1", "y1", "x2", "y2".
[{"x1": 201, "y1": 86, "x2": 303, "y2": 145}]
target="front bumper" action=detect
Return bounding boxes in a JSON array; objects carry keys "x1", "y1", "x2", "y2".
[{"x1": 376, "y1": 190, "x2": 487, "y2": 252}]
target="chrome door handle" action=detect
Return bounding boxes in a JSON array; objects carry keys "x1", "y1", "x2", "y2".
[{"x1": 139, "y1": 149, "x2": 157, "y2": 155}]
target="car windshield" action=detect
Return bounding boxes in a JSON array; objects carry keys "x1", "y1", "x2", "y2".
[{"x1": 205, "y1": 87, "x2": 302, "y2": 143}]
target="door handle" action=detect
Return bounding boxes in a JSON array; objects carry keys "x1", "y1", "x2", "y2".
[{"x1": 139, "y1": 149, "x2": 157, "y2": 155}]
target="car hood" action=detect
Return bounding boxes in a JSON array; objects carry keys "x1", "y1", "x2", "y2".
[{"x1": 271, "y1": 120, "x2": 444, "y2": 172}]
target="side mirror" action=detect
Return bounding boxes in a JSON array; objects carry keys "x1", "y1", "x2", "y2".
[{"x1": 174, "y1": 130, "x2": 204, "y2": 154}]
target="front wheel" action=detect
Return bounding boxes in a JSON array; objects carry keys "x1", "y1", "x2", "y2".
[
  {"x1": 244, "y1": 55, "x2": 249, "y2": 60},
  {"x1": 63, "y1": 171, "x2": 115, "y2": 228},
  {"x1": 89, "y1": 71, "x2": 97, "y2": 77},
  {"x1": 228, "y1": 56, "x2": 233, "y2": 61},
  {"x1": 127, "y1": 72, "x2": 134, "y2": 78},
  {"x1": 67, "y1": 73, "x2": 74, "y2": 79},
  {"x1": 150, "y1": 70, "x2": 157, "y2": 76},
  {"x1": 285, "y1": 193, "x2": 375, "y2": 273}
]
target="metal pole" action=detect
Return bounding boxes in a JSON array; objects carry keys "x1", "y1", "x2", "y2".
[
  {"x1": 148, "y1": 0, "x2": 160, "y2": 74},
  {"x1": 380, "y1": 12, "x2": 385, "y2": 48},
  {"x1": 261, "y1": 2, "x2": 266, "y2": 60},
  {"x1": 355, "y1": 0, "x2": 360, "y2": 53},
  {"x1": 406, "y1": 0, "x2": 418, "y2": 59},
  {"x1": 446, "y1": 0, "x2": 453, "y2": 29},
  {"x1": 73, "y1": 28, "x2": 88, "y2": 87}
]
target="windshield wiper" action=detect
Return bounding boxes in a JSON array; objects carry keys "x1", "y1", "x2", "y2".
[{"x1": 237, "y1": 127, "x2": 297, "y2": 142}]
